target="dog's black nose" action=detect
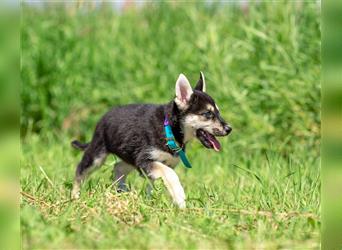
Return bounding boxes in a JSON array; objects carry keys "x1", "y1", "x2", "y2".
[{"x1": 224, "y1": 125, "x2": 232, "y2": 135}]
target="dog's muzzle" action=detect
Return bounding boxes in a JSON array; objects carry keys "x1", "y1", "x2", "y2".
[{"x1": 196, "y1": 125, "x2": 232, "y2": 152}]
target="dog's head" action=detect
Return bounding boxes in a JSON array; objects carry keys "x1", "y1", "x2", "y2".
[{"x1": 174, "y1": 72, "x2": 232, "y2": 151}]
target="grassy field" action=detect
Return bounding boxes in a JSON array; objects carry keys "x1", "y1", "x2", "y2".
[{"x1": 21, "y1": 2, "x2": 320, "y2": 249}]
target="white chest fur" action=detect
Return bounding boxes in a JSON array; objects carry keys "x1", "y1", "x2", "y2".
[{"x1": 149, "y1": 148, "x2": 180, "y2": 168}]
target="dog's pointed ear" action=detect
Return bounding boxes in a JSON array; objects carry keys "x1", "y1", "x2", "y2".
[
  {"x1": 175, "y1": 73, "x2": 193, "y2": 109},
  {"x1": 194, "y1": 71, "x2": 206, "y2": 92}
]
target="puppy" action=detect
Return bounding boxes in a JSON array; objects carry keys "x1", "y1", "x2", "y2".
[{"x1": 71, "y1": 72, "x2": 232, "y2": 208}]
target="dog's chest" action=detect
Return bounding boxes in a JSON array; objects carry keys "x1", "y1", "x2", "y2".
[{"x1": 149, "y1": 148, "x2": 180, "y2": 168}]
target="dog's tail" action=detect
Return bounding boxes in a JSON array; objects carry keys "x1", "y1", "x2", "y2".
[{"x1": 71, "y1": 140, "x2": 89, "y2": 151}]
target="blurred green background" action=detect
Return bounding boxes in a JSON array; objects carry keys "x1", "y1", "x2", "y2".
[
  {"x1": 20, "y1": 1, "x2": 321, "y2": 249},
  {"x1": 21, "y1": 1, "x2": 320, "y2": 154}
]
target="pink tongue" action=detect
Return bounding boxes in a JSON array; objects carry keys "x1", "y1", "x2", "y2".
[{"x1": 208, "y1": 137, "x2": 221, "y2": 152}]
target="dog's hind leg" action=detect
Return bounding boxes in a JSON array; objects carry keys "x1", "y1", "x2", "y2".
[
  {"x1": 113, "y1": 161, "x2": 135, "y2": 192},
  {"x1": 71, "y1": 142, "x2": 107, "y2": 199},
  {"x1": 148, "y1": 161, "x2": 186, "y2": 208}
]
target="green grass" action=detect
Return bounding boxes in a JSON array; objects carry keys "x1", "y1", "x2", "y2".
[
  {"x1": 21, "y1": 2, "x2": 320, "y2": 249},
  {"x1": 21, "y1": 134, "x2": 320, "y2": 249}
]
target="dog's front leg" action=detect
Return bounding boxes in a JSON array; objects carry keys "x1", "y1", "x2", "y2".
[{"x1": 148, "y1": 161, "x2": 186, "y2": 208}]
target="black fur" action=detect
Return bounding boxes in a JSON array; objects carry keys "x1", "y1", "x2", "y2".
[
  {"x1": 73, "y1": 101, "x2": 186, "y2": 177},
  {"x1": 71, "y1": 140, "x2": 89, "y2": 150},
  {"x1": 194, "y1": 72, "x2": 205, "y2": 91},
  {"x1": 72, "y1": 75, "x2": 231, "y2": 190}
]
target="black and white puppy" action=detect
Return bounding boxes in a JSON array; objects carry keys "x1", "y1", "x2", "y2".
[{"x1": 71, "y1": 72, "x2": 232, "y2": 208}]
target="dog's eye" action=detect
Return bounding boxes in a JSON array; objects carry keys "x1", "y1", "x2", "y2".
[{"x1": 202, "y1": 111, "x2": 214, "y2": 119}]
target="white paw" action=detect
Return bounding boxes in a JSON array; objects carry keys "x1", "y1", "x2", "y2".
[
  {"x1": 174, "y1": 193, "x2": 186, "y2": 208},
  {"x1": 71, "y1": 189, "x2": 80, "y2": 199},
  {"x1": 175, "y1": 199, "x2": 186, "y2": 209}
]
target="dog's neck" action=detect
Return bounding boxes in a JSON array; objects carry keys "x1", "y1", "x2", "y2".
[{"x1": 163, "y1": 101, "x2": 188, "y2": 147}]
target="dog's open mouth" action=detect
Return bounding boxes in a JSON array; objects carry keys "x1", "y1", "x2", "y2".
[{"x1": 196, "y1": 129, "x2": 221, "y2": 152}]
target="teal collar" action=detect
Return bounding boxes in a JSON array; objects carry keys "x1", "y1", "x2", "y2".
[{"x1": 163, "y1": 116, "x2": 192, "y2": 168}]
